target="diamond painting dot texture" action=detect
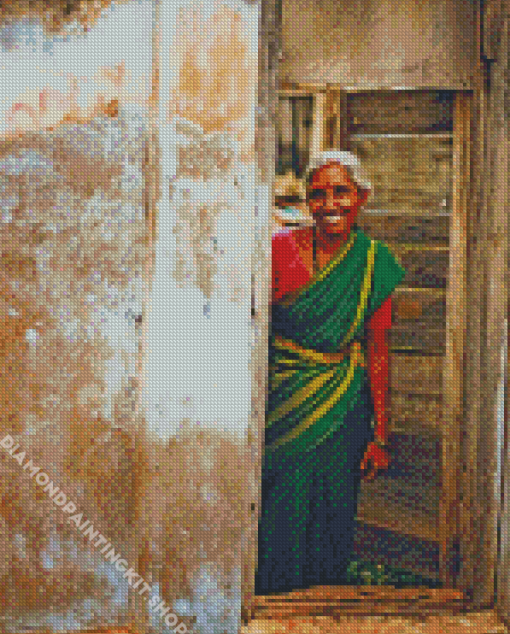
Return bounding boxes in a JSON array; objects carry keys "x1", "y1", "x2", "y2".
[{"x1": 0, "y1": 0, "x2": 508, "y2": 633}]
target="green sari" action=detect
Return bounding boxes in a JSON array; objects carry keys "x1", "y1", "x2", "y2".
[{"x1": 255, "y1": 228, "x2": 405, "y2": 594}]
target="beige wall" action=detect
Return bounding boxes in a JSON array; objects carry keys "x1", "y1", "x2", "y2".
[
  {"x1": 0, "y1": 2, "x2": 153, "y2": 629},
  {"x1": 140, "y1": 2, "x2": 258, "y2": 631},
  {"x1": 0, "y1": 1, "x2": 260, "y2": 632},
  {"x1": 281, "y1": 0, "x2": 476, "y2": 90}
]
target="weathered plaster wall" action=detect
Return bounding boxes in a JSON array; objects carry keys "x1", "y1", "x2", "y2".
[
  {"x1": 139, "y1": 1, "x2": 259, "y2": 632},
  {"x1": 0, "y1": 0, "x2": 260, "y2": 631},
  {"x1": 281, "y1": 0, "x2": 475, "y2": 90},
  {"x1": 0, "y1": 1, "x2": 153, "y2": 630}
]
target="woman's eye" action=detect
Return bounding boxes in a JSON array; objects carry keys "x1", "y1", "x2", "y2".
[{"x1": 308, "y1": 187, "x2": 350, "y2": 198}]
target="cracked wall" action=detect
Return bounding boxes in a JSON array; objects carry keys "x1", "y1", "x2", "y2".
[
  {"x1": 139, "y1": 1, "x2": 259, "y2": 632},
  {"x1": 0, "y1": 0, "x2": 260, "y2": 632},
  {"x1": 0, "y1": 1, "x2": 153, "y2": 630}
]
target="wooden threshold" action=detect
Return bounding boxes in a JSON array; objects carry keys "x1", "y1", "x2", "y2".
[
  {"x1": 243, "y1": 610, "x2": 507, "y2": 633},
  {"x1": 6, "y1": 608, "x2": 507, "y2": 634},
  {"x1": 251, "y1": 586, "x2": 467, "y2": 619}
]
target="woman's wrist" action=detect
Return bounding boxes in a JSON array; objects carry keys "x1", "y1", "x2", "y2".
[{"x1": 373, "y1": 417, "x2": 389, "y2": 447}]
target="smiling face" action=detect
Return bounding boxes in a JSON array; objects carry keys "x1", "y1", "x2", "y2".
[{"x1": 307, "y1": 162, "x2": 369, "y2": 241}]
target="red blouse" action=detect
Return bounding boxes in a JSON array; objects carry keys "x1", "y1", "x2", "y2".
[{"x1": 271, "y1": 228, "x2": 392, "y2": 332}]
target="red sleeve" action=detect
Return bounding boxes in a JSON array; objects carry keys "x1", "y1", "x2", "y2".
[
  {"x1": 272, "y1": 230, "x2": 310, "y2": 302},
  {"x1": 368, "y1": 296, "x2": 392, "y2": 433},
  {"x1": 272, "y1": 235, "x2": 279, "y2": 294},
  {"x1": 368, "y1": 295, "x2": 392, "y2": 332}
]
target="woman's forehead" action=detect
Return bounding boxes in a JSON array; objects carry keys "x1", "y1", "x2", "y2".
[{"x1": 309, "y1": 162, "x2": 355, "y2": 187}]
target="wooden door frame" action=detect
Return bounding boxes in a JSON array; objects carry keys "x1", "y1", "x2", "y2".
[
  {"x1": 438, "y1": 90, "x2": 471, "y2": 589},
  {"x1": 249, "y1": 86, "x2": 471, "y2": 622},
  {"x1": 458, "y1": 0, "x2": 509, "y2": 613}
]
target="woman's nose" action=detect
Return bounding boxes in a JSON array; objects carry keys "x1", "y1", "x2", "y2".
[{"x1": 325, "y1": 190, "x2": 337, "y2": 208}]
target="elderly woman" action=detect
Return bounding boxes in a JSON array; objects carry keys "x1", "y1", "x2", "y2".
[{"x1": 255, "y1": 151, "x2": 406, "y2": 595}]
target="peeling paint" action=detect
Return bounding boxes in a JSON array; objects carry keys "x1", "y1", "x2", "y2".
[
  {"x1": 0, "y1": 0, "x2": 152, "y2": 629},
  {"x1": 0, "y1": 0, "x2": 260, "y2": 631}
]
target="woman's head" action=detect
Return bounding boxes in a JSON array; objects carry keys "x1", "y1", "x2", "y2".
[
  {"x1": 304, "y1": 151, "x2": 372, "y2": 195},
  {"x1": 304, "y1": 151, "x2": 372, "y2": 239}
]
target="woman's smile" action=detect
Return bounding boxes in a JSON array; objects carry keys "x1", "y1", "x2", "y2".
[{"x1": 322, "y1": 211, "x2": 352, "y2": 221}]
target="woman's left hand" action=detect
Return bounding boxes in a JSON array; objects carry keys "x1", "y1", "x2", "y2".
[{"x1": 360, "y1": 442, "x2": 391, "y2": 481}]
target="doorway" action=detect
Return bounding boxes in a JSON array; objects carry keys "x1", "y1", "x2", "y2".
[{"x1": 252, "y1": 87, "x2": 471, "y2": 616}]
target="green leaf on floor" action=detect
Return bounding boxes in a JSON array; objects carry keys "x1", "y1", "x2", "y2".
[{"x1": 345, "y1": 560, "x2": 442, "y2": 587}]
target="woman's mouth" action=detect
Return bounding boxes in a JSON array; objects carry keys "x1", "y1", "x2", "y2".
[{"x1": 322, "y1": 213, "x2": 349, "y2": 223}]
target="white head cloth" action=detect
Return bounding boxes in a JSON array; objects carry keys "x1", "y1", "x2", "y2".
[{"x1": 304, "y1": 150, "x2": 372, "y2": 194}]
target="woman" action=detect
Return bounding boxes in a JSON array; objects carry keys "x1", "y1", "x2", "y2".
[{"x1": 255, "y1": 151, "x2": 406, "y2": 595}]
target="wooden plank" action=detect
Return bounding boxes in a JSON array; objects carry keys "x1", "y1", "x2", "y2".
[
  {"x1": 337, "y1": 88, "x2": 350, "y2": 151},
  {"x1": 363, "y1": 198, "x2": 452, "y2": 220},
  {"x1": 356, "y1": 496, "x2": 438, "y2": 542},
  {"x1": 362, "y1": 206, "x2": 451, "y2": 217},
  {"x1": 357, "y1": 213, "x2": 449, "y2": 245},
  {"x1": 390, "y1": 394, "x2": 442, "y2": 435},
  {"x1": 458, "y1": 0, "x2": 491, "y2": 605},
  {"x1": 390, "y1": 354, "x2": 442, "y2": 396},
  {"x1": 280, "y1": 83, "x2": 327, "y2": 93},
  {"x1": 294, "y1": 96, "x2": 313, "y2": 175},
  {"x1": 256, "y1": 586, "x2": 463, "y2": 602},
  {"x1": 456, "y1": 1, "x2": 510, "y2": 609},
  {"x1": 482, "y1": 0, "x2": 503, "y2": 61},
  {"x1": 309, "y1": 92, "x2": 325, "y2": 161},
  {"x1": 324, "y1": 87, "x2": 336, "y2": 150},
  {"x1": 251, "y1": 587, "x2": 466, "y2": 618},
  {"x1": 243, "y1": 610, "x2": 508, "y2": 633},
  {"x1": 277, "y1": 88, "x2": 319, "y2": 97},
  {"x1": 251, "y1": 604, "x2": 467, "y2": 619},
  {"x1": 352, "y1": 133, "x2": 453, "y2": 139},
  {"x1": 347, "y1": 90, "x2": 454, "y2": 135},
  {"x1": 276, "y1": 97, "x2": 294, "y2": 175},
  {"x1": 498, "y1": 316, "x2": 510, "y2": 627},
  {"x1": 392, "y1": 288, "x2": 446, "y2": 324},
  {"x1": 243, "y1": 0, "x2": 280, "y2": 625},
  {"x1": 324, "y1": 86, "x2": 349, "y2": 150},
  {"x1": 389, "y1": 325, "x2": 445, "y2": 355},
  {"x1": 478, "y1": 4, "x2": 509, "y2": 608},
  {"x1": 438, "y1": 92, "x2": 471, "y2": 588},
  {"x1": 392, "y1": 245, "x2": 449, "y2": 289}
]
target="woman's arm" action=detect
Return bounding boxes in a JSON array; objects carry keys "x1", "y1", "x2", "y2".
[{"x1": 366, "y1": 296, "x2": 392, "y2": 445}]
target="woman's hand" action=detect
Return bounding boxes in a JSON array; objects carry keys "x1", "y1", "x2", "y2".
[{"x1": 360, "y1": 442, "x2": 391, "y2": 481}]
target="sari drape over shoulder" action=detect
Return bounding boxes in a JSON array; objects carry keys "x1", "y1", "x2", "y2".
[{"x1": 267, "y1": 228, "x2": 406, "y2": 458}]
